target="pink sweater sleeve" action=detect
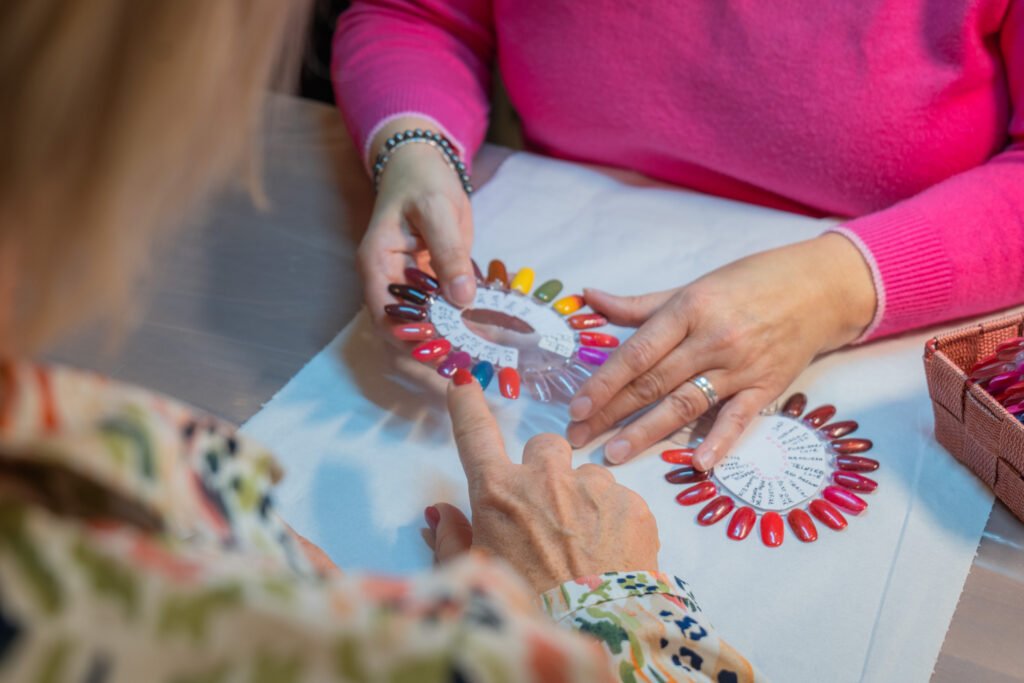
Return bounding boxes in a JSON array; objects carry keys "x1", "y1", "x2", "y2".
[
  {"x1": 832, "y1": 5, "x2": 1024, "y2": 341},
  {"x1": 331, "y1": 0, "x2": 494, "y2": 167}
]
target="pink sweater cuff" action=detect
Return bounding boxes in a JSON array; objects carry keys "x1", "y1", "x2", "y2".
[
  {"x1": 828, "y1": 204, "x2": 955, "y2": 342},
  {"x1": 332, "y1": 79, "x2": 486, "y2": 174}
]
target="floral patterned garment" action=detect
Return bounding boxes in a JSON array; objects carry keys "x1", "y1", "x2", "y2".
[{"x1": 0, "y1": 362, "x2": 762, "y2": 682}]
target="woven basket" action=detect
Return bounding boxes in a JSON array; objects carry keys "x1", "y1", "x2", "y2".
[{"x1": 924, "y1": 311, "x2": 1024, "y2": 522}]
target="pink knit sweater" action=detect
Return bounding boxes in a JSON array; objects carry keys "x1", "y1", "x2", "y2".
[{"x1": 332, "y1": 1, "x2": 1024, "y2": 340}]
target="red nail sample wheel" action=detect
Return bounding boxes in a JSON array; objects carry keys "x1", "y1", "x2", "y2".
[{"x1": 663, "y1": 392, "x2": 880, "y2": 548}]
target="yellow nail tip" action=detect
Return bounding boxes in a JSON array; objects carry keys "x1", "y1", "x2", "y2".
[
  {"x1": 553, "y1": 295, "x2": 585, "y2": 315},
  {"x1": 510, "y1": 267, "x2": 535, "y2": 294}
]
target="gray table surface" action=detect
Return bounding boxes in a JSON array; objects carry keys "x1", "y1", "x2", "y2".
[{"x1": 51, "y1": 93, "x2": 1024, "y2": 682}]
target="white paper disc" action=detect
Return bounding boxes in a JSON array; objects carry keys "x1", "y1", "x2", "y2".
[{"x1": 713, "y1": 414, "x2": 832, "y2": 511}]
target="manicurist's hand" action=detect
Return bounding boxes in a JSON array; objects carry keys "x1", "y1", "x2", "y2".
[
  {"x1": 566, "y1": 234, "x2": 877, "y2": 472},
  {"x1": 357, "y1": 117, "x2": 476, "y2": 336},
  {"x1": 424, "y1": 373, "x2": 660, "y2": 593}
]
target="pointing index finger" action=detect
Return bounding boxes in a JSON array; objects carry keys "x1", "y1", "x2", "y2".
[{"x1": 447, "y1": 378, "x2": 511, "y2": 485}]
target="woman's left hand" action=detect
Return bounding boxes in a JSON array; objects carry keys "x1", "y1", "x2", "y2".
[{"x1": 566, "y1": 233, "x2": 877, "y2": 471}]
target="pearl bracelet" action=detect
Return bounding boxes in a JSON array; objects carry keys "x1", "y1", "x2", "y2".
[{"x1": 372, "y1": 129, "x2": 473, "y2": 196}]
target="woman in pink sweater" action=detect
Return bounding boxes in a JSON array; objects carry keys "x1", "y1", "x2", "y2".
[{"x1": 334, "y1": 1, "x2": 1024, "y2": 470}]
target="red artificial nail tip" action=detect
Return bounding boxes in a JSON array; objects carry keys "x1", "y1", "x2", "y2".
[
  {"x1": 761, "y1": 512, "x2": 784, "y2": 547},
  {"x1": 820, "y1": 420, "x2": 858, "y2": 438},
  {"x1": 782, "y1": 392, "x2": 807, "y2": 417},
  {"x1": 411, "y1": 339, "x2": 452, "y2": 362},
  {"x1": 809, "y1": 499, "x2": 848, "y2": 530},
  {"x1": 661, "y1": 448, "x2": 694, "y2": 465},
  {"x1": 787, "y1": 509, "x2": 818, "y2": 542},
  {"x1": 665, "y1": 466, "x2": 711, "y2": 485},
  {"x1": 579, "y1": 332, "x2": 620, "y2": 348},
  {"x1": 727, "y1": 507, "x2": 756, "y2": 540},
  {"x1": 391, "y1": 323, "x2": 436, "y2": 342},
  {"x1": 803, "y1": 405, "x2": 837, "y2": 428},
  {"x1": 498, "y1": 367, "x2": 520, "y2": 399},
  {"x1": 823, "y1": 485, "x2": 868, "y2": 514},
  {"x1": 675, "y1": 481, "x2": 717, "y2": 506},
  {"x1": 836, "y1": 455, "x2": 879, "y2": 472},
  {"x1": 697, "y1": 496, "x2": 734, "y2": 526},
  {"x1": 452, "y1": 368, "x2": 475, "y2": 386},
  {"x1": 831, "y1": 438, "x2": 873, "y2": 454},
  {"x1": 832, "y1": 471, "x2": 878, "y2": 492}
]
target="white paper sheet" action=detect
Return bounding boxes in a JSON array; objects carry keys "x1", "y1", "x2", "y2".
[{"x1": 242, "y1": 153, "x2": 994, "y2": 682}]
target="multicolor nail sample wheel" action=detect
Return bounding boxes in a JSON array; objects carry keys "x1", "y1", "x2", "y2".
[
  {"x1": 385, "y1": 260, "x2": 618, "y2": 401},
  {"x1": 662, "y1": 393, "x2": 880, "y2": 548}
]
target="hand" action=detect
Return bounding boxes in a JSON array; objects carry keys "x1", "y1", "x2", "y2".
[
  {"x1": 566, "y1": 234, "x2": 876, "y2": 471},
  {"x1": 423, "y1": 375, "x2": 660, "y2": 593},
  {"x1": 357, "y1": 117, "x2": 476, "y2": 336}
]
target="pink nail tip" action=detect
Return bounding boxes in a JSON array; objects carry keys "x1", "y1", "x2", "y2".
[
  {"x1": 436, "y1": 351, "x2": 472, "y2": 378},
  {"x1": 820, "y1": 420, "x2": 858, "y2": 438},
  {"x1": 411, "y1": 339, "x2": 452, "y2": 362},
  {"x1": 987, "y1": 372, "x2": 1024, "y2": 395},
  {"x1": 823, "y1": 485, "x2": 868, "y2": 514},
  {"x1": 578, "y1": 347, "x2": 609, "y2": 366},
  {"x1": 803, "y1": 405, "x2": 836, "y2": 428},
  {"x1": 782, "y1": 393, "x2": 807, "y2": 417},
  {"x1": 697, "y1": 496, "x2": 734, "y2": 526},
  {"x1": 836, "y1": 455, "x2": 879, "y2": 472},
  {"x1": 832, "y1": 471, "x2": 878, "y2": 492},
  {"x1": 664, "y1": 466, "x2": 711, "y2": 485},
  {"x1": 675, "y1": 481, "x2": 717, "y2": 506},
  {"x1": 831, "y1": 438, "x2": 872, "y2": 454}
]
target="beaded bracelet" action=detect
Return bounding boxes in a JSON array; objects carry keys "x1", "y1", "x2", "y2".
[{"x1": 372, "y1": 129, "x2": 473, "y2": 196}]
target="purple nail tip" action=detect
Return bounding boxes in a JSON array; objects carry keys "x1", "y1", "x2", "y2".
[
  {"x1": 578, "y1": 347, "x2": 609, "y2": 366},
  {"x1": 436, "y1": 351, "x2": 472, "y2": 378}
]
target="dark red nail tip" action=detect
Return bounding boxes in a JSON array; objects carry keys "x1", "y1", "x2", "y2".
[
  {"x1": 809, "y1": 499, "x2": 848, "y2": 530},
  {"x1": 782, "y1": 392, "x2": 807, "y2": 417},
  {"x1": 803, "y1": 405, "x2": 836, "y2": 428},
  {"x1": 665, "y1": 466, "x2": 711, "y2": 485},
  {"x1": 787, "y1": 509, "x2": 818, "y2": 542}
]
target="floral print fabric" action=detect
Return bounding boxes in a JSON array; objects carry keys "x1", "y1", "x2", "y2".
[{"x1": 0, "y1": 362, "x2": 761, "y2": 682}]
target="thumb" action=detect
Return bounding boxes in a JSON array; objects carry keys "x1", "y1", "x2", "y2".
[
  {"x1": 410, "y1": 196, "x2": 476, "y2": 307},
  {"x1": 583, "y1": 287, "x2": 675, "y2": 327},
  {"x1": 425, "y1": 503, "x2": 474, "y2": 563}
]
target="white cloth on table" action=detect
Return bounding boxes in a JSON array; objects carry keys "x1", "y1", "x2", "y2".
[{"x1": 242, "y1": 152, "x2": 994, "y2": 683}]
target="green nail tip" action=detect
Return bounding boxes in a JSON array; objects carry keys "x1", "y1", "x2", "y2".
[{"x1": 533, "y1": 279, "x2": 564, "y2": 303}]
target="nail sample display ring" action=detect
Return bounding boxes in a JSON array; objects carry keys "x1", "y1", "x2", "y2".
[
  {"x1": 661, "y1": 392, "x2": 881, "y2": 548},
  {"x1": 688, "y1": 374, "x2": 719, "y2": 408},
  {"x1": 385, "y1": 260, "x2": 619, "y2": 402}
]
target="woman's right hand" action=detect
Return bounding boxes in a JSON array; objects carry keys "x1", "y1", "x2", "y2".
[
  {"x1": 357, "y1": 117, "x2": 476, "y2": 335},
  {"x1": 425, "y1": 374, "x2": 661, "y2": 594}
]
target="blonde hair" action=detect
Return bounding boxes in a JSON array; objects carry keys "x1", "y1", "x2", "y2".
[{"x1": 0, "y1": 1, "x2": 304, "y2": 353}]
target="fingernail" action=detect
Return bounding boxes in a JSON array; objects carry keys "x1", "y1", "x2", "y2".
[
  {"x1": 451, "y1": 275, "x2": 474, "y2": 306},
  {"x1": 424, "y1": 506, "x2": 440, "y2": 531},
  {"x1": 568, "y1": 396, "x2": 592, "y2": 420},
  {"x1": 452, "y1": 368, "x2": 474, "y2": 386},
  {"x1": 566, "y1": 422, "x2": 590, "y2": 447},
  {"x1": 693, "y1": 445, "x2": 715, "y2": 471},
  {"x1": 604, "y1": 438, "x2": 631, "y2": 464}
]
